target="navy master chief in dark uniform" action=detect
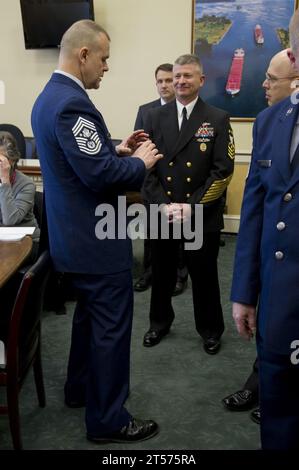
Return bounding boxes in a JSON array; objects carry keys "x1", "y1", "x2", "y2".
[
  {"x1": 142, "y1": 54, "x2": 234, "y2": 353},
  {"x1": 31, "y1": 20, "x2": 162, "y2": 444}
]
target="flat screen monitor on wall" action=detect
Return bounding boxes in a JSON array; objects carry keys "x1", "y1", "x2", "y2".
[{"x1": 20, "y1": 0, "x2": 95, "y2": 49}]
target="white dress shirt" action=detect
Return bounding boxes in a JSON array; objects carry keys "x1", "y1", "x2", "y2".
[{"x1": 176, "y1": 97, "x2": 198, "y2": 130}]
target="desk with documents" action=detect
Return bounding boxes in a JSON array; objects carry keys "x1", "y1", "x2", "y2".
[{"x1": 0, "y1": 236, "x2": 32, "y2": 288}]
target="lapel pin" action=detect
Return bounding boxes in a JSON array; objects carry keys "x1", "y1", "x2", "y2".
[{"x1": 286, "y1": 107, "x2": 293, "y2": 116}]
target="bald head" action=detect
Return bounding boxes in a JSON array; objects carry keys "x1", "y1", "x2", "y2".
[
  {"x1": 290, "y1": 9, "x2": 299, "y2": 60},
  {"x1": 60, "y1": 20, "x2": 110, "y2": 59},
  {"x1": 58, "y1": 20, "x2": 110, "y2": 90},
  {"x1": 270, "y1": 50, "x2": 296, "y2": 77},
  {"x1": 263, "y1": 49, "x2": 299, "y2": 106}
]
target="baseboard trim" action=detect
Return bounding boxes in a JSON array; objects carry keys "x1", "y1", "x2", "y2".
[{"x1": 223, "y1": 215, "x2": 240, "y2": 233}]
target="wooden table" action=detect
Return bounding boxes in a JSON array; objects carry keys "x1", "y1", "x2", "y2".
[{"x1": 0, "y1": 237, "x2": 33, "y2": 288}]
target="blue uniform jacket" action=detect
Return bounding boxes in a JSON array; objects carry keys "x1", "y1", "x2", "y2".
[
  {"x1": 231, "y1": 96, "x2": 299, "y2": 354},
  {"x1": 31, "y1": 73, "x2": 145, "y2": 274}
]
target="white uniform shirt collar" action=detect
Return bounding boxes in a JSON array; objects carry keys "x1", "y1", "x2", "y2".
[
  {"x1": 176, "y1": 97, "x2": 198, "y2": 119},
  {"x1": 176, "y1": 96, "x2": 198, "y2": 128},
  {"x1": 54, "y1": 70, "x2": 86, "y2": 92}
]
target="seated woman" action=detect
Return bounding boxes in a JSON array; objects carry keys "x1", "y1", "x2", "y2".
[
  {"x1": 0, "y1": 130, "x2": 40, "y2": 259},
  {"x1": 0, "y1": 131, "x2": 40, "y2": 339}
]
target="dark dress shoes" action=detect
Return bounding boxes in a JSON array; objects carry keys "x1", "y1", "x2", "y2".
[
  {"x1": 172, "y1": 278, "x2": 188, "y2": 296},
  {"x1": 55, "y1": 304, "x2": 67, "y2": 315},
  {"x1": 250, "y1": 407, "x2": 261, "y2": 424},
  {"x1": 65, "y1": 398, "x2": 86, "y2": 408},
  {"x1": 134, "y1": 275, "x2": 151, "y2": 292},
  {"x1": 143, "y1": 327, "x2": 170, "y2": 347},
  {"x1": 219, "y1": 238, "x2": 226, "y2": 247},
  {"x1": 87, "y1": 418, "x2": 159, "y2": 443},
  {"x1": 222, "y1": 389, "x2": 258, "y2": 411},
  {"x1": 203, "y1": 337, "x2": 221, "y2": 355}
]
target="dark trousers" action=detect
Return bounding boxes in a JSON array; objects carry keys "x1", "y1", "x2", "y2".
[
  {"x1": 142, "y1": 239, "x2": 188, "y2": 281},
  {"x1": 243, "y1": 357, "x2": 259, "y2": 396},
  {"x1": 141, "y1": 199, "x2": 188, "y2": 281},
  {"x1": 65, "y1": 270, "x2": 133, "y2": 436},
  {"x1": 149, "y1": 232, "x2": 224, "y2": 339},
  {"x1": 142, "y1": 238, "x2": 152, "y2": 278},
  {"x1": 258, "y1": 337, "x2": 299, "y2": 450},
  {"x1": 142, "y1": 200, "x2": 152, "y2": 279}
]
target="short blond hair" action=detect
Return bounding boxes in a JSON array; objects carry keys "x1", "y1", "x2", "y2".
[
  {"x1": 60, "y1": 20, "x2": 110, "y2": 56},
  {"x1": 174, "y1": 54, "x2": 203, "y2": 74}
]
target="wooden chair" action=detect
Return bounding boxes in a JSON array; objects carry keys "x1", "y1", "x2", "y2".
[{"x1": 0, "y1": 250, "x2": 51, "y2": 449}]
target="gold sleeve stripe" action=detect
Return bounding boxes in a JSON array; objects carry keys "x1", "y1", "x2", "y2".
[
  {"x1": 228, "y1": 126, "x2": 235, "y2": 160},
  {"x1": 200, "y1": 174, "x2": 233, "y2": 204},
  {"x1": 228, "y1": 143, "x2": 235, "y2": 160}
]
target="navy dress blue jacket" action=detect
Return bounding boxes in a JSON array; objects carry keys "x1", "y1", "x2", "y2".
[{"x1": 31, "y1": 73, "x2": 145, "y2": 274}]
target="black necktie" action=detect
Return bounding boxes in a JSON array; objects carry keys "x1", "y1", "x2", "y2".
[
  {"x1": 180, "y1": 107, "x2": 188, "y2": 133},
  {"x1": 291, "y1": 142, "x2": 299, "y2": 174}
]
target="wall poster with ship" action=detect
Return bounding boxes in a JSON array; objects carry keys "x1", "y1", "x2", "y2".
[{"x1": 193, "y1": 0, "x2": 299, "y2": 120}]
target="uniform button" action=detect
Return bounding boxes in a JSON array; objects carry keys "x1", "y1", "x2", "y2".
[
  {"x1": 186, "y1": 177, "x2": 191, "y2": 182},
  {"x1": 186, "y1": 162, "x2": 192, "y2": 168},
  {"x1": 276, "y1": 221, "x2": 285, "y2": 231},
  {"x1": 167, "y1": 191, "x2": 172, "y2": 196},
  {"x1": 275, "y1": 251, "x2": 284, "y2": 260},
  {"x1": 169, "y1": 161, "x2": 174, "y2": 167},
  {"x1": 186, "y1": 193, "x2": 190, "y2": 198},
  {"x1": 166, "y1": 176, "x2": 172, "y2": 182},
  {"x1": 284, "y1": 193, "x2": 292, "y2": 202}
]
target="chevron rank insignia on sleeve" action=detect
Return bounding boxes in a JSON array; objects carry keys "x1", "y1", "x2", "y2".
[
  {"x1": 72, "y1": 116, "x2": 102, "y2": 155},
  {"x1": 228, "y1": 127, "x2": 235, "y2": 160}
]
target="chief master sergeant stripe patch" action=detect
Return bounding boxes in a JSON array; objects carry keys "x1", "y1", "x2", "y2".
[{"x1": 72, "y1": 116, "x2": 102, "y2": 155}]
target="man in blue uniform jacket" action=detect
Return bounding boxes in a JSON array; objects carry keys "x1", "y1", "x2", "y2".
[
  {"x1": 223, "y1": 49, "x2": 299, "y2": 425},
  {"x1": 231, "y1": 11, "x2": 299, "y2": 449},
  {"x1": 31, "y1": 20, "x2": 162, "y2": 443}
]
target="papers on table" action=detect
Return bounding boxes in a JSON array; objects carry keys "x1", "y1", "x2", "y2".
[{"x1": 0, "y1": 227, "x2": 35, "y2": 241}]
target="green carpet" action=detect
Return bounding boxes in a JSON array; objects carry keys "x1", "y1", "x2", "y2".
[{"x1": 0, "y1": 234, "x2": 259, "y2": 449}]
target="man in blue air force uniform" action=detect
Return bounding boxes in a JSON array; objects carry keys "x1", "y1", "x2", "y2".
[
  {"x1": 231, "y1": 11, "x2": 299, "y2": 449},
  {"x1": 31, "y1": 20, "x2": 162, "y2": 443},
  {"x1": 223, "y1": 49, "x2": 299, "y2": 424}
]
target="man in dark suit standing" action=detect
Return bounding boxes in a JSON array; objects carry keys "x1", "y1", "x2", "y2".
[
  {"x1": 142, "y1": 54, "x2": 234, "y2": 352},
  {"x1": 231, "y1": 10, "x2": 299, "y2": 449},
  {"x1": 31, "y1": 20, "x2": 161, "y2": 443},
  {"x1": 134, "y1": 63, "x2": 174, "y2": 131},
  {"x1": 134, "y1": 64, "x2": 188, "y2": 296}
]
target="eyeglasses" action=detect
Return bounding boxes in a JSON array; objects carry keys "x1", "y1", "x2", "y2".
[{"x1": 265, "y1": 73, "x2": 298, "y2": 83}]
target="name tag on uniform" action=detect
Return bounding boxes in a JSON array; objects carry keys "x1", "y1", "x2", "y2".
[{"x1": 257, "y1": 159, "x2": 271, "y2": 167}]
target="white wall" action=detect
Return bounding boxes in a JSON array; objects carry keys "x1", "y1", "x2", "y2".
[{"x1": 0, "y1": 0, "x2": 252, "y2": 150}]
